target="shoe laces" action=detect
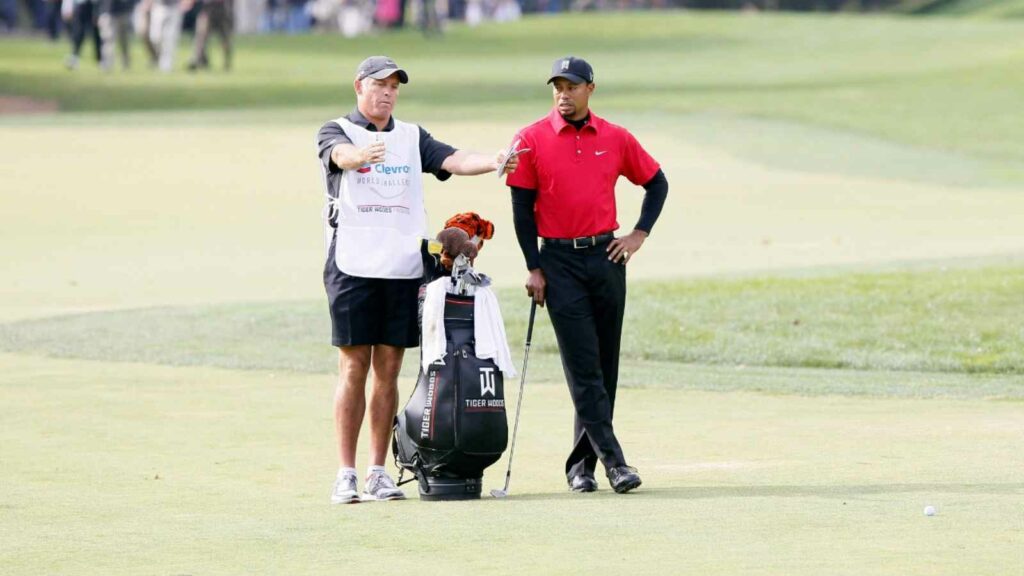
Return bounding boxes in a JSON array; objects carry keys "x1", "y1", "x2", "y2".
[
  {"x1": 366, "y1": 472, "x2": 397, "y2": 493},
  {"x1": 335, "y1": 473, "x2": 358, "y2": 492}
]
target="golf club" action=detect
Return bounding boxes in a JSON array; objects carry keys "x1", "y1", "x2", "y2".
[{"x1": 491, "y1": 298, "x2": 538, "y2": 498}]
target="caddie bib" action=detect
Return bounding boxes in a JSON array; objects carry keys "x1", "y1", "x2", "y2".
[{"x1": 330, "y1": 117, "x2": 426, "y2": 278}]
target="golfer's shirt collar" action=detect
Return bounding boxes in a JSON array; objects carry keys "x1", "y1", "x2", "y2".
[
  {"x1": 547, "y1": 108, "x2": 601, "y2": 135},
  {"x1": 347, "y1": 109, "x2": 395, "y2": 132}
]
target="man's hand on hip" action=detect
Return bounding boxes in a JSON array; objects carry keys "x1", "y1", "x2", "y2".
[
  {"x1": 525, "y1": 268, "x2": 546, "y2": 307},
  {"x1": 606, "y1": 230, "x2": 647, "y2": 264}
]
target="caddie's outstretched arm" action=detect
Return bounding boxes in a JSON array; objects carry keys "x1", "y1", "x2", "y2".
[{"x1": 441, "y1": 149, "x2": 519, "y2": 176}]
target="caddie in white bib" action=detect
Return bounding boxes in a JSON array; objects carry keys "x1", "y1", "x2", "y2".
[{"x1": 329, "y1": 116, "x2": 426, "y2": 279}]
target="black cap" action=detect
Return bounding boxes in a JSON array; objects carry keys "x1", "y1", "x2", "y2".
[
  {"x1": 356, "y1": 56, "x2": 409, "y2": 84},
  {"x1": 547, "y1": 56, "x2": 594, "y2": 85}
]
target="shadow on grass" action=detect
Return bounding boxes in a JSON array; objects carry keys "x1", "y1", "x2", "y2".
[{"x1": 504, "y1": 482, "x2": 1024, "y2": 502}]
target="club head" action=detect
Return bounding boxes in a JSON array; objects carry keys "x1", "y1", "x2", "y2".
[{"x1": 490, "y1": 489, "x2": 508, "y2": 498}]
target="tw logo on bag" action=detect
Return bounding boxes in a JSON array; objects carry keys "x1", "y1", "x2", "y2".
[
  {"x1": 466, "y1": 365, "x2": 504, "y2": 412},
  {"x1": 479, "y1": 367, "x2": 496, "y2": 397}
]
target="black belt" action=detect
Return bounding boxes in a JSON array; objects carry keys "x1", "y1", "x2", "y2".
[{"x1": 542, "y1": 232, "x2": 614, "y2": 249}]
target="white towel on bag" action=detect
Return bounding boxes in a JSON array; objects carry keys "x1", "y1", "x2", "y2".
[
  {"x1": 420, "y1": 277, "x2": 516, "y2": 378},
  {"x1": 421, "y1": 278, "x2": 448, "y2": 372},
  {"x1": 472, "y1": 287, "x2": 517, "y2": 378}
]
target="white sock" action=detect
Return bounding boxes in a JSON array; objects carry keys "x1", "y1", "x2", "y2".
[
  {"x1": 366, "y1": 465, "x2": 386, "y2": 478},
  {"x1": 337, "y1": 466, "x2": 357, "y2": 479}
]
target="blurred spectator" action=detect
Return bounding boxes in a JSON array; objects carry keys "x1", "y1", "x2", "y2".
[
  {"x1": 226, "y1": 0, "x2": 255, "y2": 30},
  {"x1": 492, "y1": 0, "x2": 518, "y2": 20},
  {"x1": 180, "y1": 0, "x2": 197, "y2": 30},
  {"x1": 187, "y1": 0, "x2": 232, "y2": 71},
  {"x1": 262, "y1": 0, "x2": 286, "y2": 30},
  {"x1": 1, "y1": 0, "x2": 17, "y2": 32},
  {"x1": 444, "y1": 0, "x2": 460, "y2": 19},
  {"x1": 24, "y1": 0, "x2": 49, "y2": 30},
  {"x1": 420, "y1": 0, "x2": 439, "y2": 34},
  {"x1": 285, "y1": 0, "x2": 308, "y2": 32},
  {"x1": 465, "y1": 0, "x2": 517, "y2": 25},
  {"x1": 309, "y1": 0, "x2": 366, "y2": 35},
  {"x1": 134, "y1": 0, "x2": 160, "y2": 67},
  {"x1": 97, "y1": 0, "x2": 134, "y2": 69},
  {"x1": 335, "y1": 0, "x2": 372, "y2": 37},
  {"x1": 375, "y1": 0, "x2": 399, "y2": 26},
  {"x1": 308, "y1": 0, "x2": 334, "y2": 30},
  {"x1": 397, "y1": 0, "x2": 406, "y2": 26},
  {"x1": 464, "y1": 0, "x2": 480, "y2": 25},
  {"x1": 149, "y1": 0, "x2": 182, "y2": 72},
  {"x1": 46, "y1": 0, "x2": 64, "y2": 38},
  {"x1": 308, "y1": 0, "x2": 332, "y2": 29},
  {"x1": 62, "y1": 0, "x2": 102, "y2": 69}
]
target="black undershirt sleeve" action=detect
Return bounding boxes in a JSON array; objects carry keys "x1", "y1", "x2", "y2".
[
  {"x1": 317, "y1": 122, "x2": 350, "y2": 174},
  {"x1": 635, "y1": 169, "x2": 668, "y2": 235},
  {"x1": 418, "y1": 126, "x2": 455, "y2": 181},
  {"x1": 510, "y1": 186, "x2": 541, "y2": 271}
]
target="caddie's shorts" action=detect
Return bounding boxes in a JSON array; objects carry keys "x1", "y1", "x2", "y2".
[{"x1": 323, "y1": 238, "x2": 420, "y2": 349}]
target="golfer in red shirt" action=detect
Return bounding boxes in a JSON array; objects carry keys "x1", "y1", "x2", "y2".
[{"x1": 506, "y1": 56, "x2": 669, "y2": 494}]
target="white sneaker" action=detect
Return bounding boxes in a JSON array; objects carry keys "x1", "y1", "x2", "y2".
[
  {"x1": 330, "y1": 473, "x2": 360, "y2": 504},
  {"x1": 362, "y1": 471, "x2": 406, "y2": 501}
]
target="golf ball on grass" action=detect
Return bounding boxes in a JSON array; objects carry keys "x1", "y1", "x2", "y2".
[{"x1": 924, "y1": 505, "x2": 936, "y2": 516}]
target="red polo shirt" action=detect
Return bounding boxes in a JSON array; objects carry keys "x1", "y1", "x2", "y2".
[{"x1": 505, "y1": 109, "x2": 660, "y2": 239}]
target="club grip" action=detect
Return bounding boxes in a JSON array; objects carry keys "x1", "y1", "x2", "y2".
[{"x1": 525, "y1": 299, "x2": 537, "y2": 344}]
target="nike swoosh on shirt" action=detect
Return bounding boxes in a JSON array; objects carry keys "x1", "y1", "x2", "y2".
[{"x1": 595, "y1": 151, "x2": 608, "y2": 156}]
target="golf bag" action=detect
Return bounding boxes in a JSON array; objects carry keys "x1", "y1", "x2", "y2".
[{"x1": 393, "y1": 247, "x2": 510, "y2": 500}]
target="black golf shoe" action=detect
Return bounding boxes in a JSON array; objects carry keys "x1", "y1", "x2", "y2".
[
  {"x1": 606, "y1": 466, "x2": 642, "y2": 494},
  {"x1": 568, "y1": 474, "x2": 598, "y2": 493}
]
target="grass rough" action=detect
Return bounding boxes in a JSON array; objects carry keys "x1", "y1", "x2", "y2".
[{"x1": 2, "y1": 265, "x2": 1023, "y2": 383}]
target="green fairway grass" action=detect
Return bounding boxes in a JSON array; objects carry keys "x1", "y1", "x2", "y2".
[
  {"x1": 3, "y1": 265, "x2": 1024, "y2": 380},
  {"x1": 2, "y1": 354, "x2": 1022, "y2": 575},
  {"x1": 2, "y1": 114, "x2": 1024, "y2": 323},
  {"x1": 4, "y1": 12, "x2": 1024, "y2": 165},
  {"x1": 3, "y1": 10, "x2": 1024, "y2": 575}
]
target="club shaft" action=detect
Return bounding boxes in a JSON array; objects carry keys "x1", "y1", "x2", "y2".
[{"x1": 499, "y1": 300, "x2": 537, "y2": 493}]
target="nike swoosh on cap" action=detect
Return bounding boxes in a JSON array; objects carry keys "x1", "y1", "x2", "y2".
[{"x1": 595, "y1": 151, "x2": 608, "y2": 156}]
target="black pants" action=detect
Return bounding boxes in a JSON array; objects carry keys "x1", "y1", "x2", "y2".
[
  {"x1": 541, "y1": 239, "x2": 627, "y2": 480},
  {"x1": 190, "y1": 1, "x2": 232, "y2": 69},
  {"x1": 70, "y1": 1, "x2": 101, "y2": 61},
  {"x1": 46, "y1": 0, "x2": 62, "y2": 40}
]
